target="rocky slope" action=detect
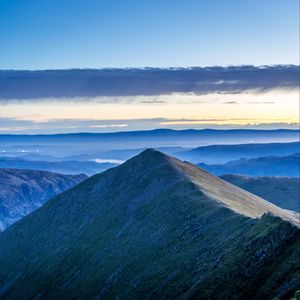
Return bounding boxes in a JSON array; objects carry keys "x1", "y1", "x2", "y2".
[
  {"x1": 221, "y1": 175, "x2": 300, "y2": 212},
  {"x1": 0, "y1": 150, "x2": 299, "y2": 299},
  {"x1": 0, "y1": 168, "x2": 87, "y2": 230}
]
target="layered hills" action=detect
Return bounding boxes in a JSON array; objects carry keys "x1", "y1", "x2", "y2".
[
  {"x1": 178, "y1": 141, "x2": 300, "y2": 164},
  {"x1": 1, "y1": 130, "x2": 299, "y2": 153},
  {"x1": 0, "y1": 156, "x2": 115, "y2": 175},
  {"x1": 199, "y1": 153, "x2": 300, "y2": 177},
  {"x1": 0, "y1": 150, "x2": 299, "y2": 299}
]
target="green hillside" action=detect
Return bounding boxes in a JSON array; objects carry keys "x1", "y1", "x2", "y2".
[{"x1": 0, "y1": 149, "x2": 299, "y2": 299}]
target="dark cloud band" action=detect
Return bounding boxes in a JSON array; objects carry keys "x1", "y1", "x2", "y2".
[{"x1": 0, "y1": 65, "x2": 298, "y2": 100}]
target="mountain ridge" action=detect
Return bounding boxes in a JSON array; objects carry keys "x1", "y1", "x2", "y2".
[
  {"x1": 147, "y1": 150, "x2": 298, "y2": 223},
  {"x1": 1, "y1": 128, "x2": 299, "y2": 138},
  {"x1": 0, "y1": 149, "x2": 299, "y2": 299},
  {"x1": 0, "y1": 168, "x2": 87, "y2": 230}
]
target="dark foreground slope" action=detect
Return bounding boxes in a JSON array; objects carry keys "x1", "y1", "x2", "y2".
[
  {"x1": 0, "y1": 150, "x2": 299, "y2": 300},
  {"x1": 221, "y1": 175, "x2": 300, "y2": 212},
  {"x1": 0, "y1": 169, "x2": 87, "y2": 230}
]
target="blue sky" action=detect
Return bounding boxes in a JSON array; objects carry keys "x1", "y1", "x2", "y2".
[{"x1": 0, "y1": 0, "x2": 299, "y2": 69}]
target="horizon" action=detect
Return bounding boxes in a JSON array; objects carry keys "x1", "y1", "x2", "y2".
[
  {"x1": 1, "y1": 64, "x2": 299, "y2": 71},
  {"x1": 0, "y1": 127, "x2": 300, "y2": 136}
]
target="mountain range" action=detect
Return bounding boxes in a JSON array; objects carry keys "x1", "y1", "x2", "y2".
[
  {"x1": 0, "y1": 169, "x2": 87, "y2": 230},
  {"x1": 178, "y1": 141, "x2": 300, "y2": 164},
  {"x1": 0, "y1": 149, "x2": 299, "y2": 299},
  {"x1": 0, "y1": 157, "x2": 115, "y2": 175},
  {"x1": 1, "y1": 129, "x2": 299, "y2": 154},
  {"x1": 199, "y1": 153, "x2": 300, "y2": 177}
]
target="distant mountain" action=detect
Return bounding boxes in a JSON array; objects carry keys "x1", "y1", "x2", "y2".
[
  {"x1": 0, "y1": 169, "x2": 87, "y2": 230},
  {"x1": 178, "y1": 141, "x2": 300, "y2": 164},
  {"x1": 0, "y1": 150, "x2": 299, "y2": 299},
  {"x1": 1, "y1": 129, "x2": 299, "y2": 153},
  {"x1": 198, "y1": 153, "x2": 300, "y2": 177},
  {"x1": 221, "y1": 175, "x2": 300, "y2": 212},
  {"x1": 0, "y1": 157, "x2": 116, "y2": 175}
]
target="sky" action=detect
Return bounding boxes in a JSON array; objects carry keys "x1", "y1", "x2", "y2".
[
  {"x1": 0, "y1": 0, "x2": 299, "y2": 69},
  {"x1": 0, "y1": 0, "x2": 299, "y2": 133}
]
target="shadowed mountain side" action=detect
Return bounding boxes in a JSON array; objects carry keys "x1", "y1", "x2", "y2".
[
  {"x1": 0, "y1": 149, "x2": 299, "y2": 299},
  {"x1": 0, "y1": 169, "x2": 87, "y2": 230},
  {"x1": 198, "y1": 153, "x2": 300, "y2": 177},
  {"x1": 221, "y1": 175, "x2": 300, "y2": 213}
]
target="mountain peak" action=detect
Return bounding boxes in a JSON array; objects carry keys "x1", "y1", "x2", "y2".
[
  {"x1": 116, "y1": 148, "x2": 299, "y2": 224},
  {"x1": 117, "y1": 148, "x2": 168, "y2": 164},
  {"x1": 0, "y1": 150, "x2": 299, "y2": 299},
  {"x1": 116, "y1": 148, "x2": 180, "y2": 175},
  {"x1": 137, "y1": 148, "x2": 168, "y2": 159}
]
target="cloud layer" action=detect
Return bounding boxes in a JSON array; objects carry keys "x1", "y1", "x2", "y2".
[
  {"x1": 0, "y1": 65, "x2": 299, "y2": 100},
  {"x1": 0, "y1": 116, "x2": 298, "y2": 134}
]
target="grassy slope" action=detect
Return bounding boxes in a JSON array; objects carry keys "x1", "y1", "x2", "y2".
[{"x1": 0, "y1": 150, "x2": 299, "y2": 299}]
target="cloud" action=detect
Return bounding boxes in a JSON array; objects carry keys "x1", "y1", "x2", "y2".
[
  {"x1": 223, "y1": 101, "x2": 239, "y2": 104},
  {"x1": 159, "y1": 118, "x2": 251, "y2": 125},
  {"x1": 246, "y1": 101, "x2": 276, "y2": 104},
  {"x1": 0, "y1": 65, "x2": 298, "y2": 100},
  {"x1": 89, "y1": 124, "x2": 128, "y2": 128},
  {"x1": 0, "y1": 116, "x2": 298, "y2": 134}
]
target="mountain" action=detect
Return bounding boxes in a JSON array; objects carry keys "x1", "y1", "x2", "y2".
[
  {"x1": 0, "y1": 169, "x2": 87, "y2": 230},
  {"x1": 221, "y1": 175, "x2": 300, "y2": 212},
  {"x1": 178, "y1": 141, "x2": 300, "y2": 164},
  {"x1": 0, "y1": 150, "x2": 299, "y2": 299},
  {"x1": 198, "y1": 153, "x2": 300, "y2": 177},
  {"x1": 0, "y1": 157, "x2": 116, "y2": 175},
  {"x1": 1, "y1": 130, "x2": 299, "y2": 155}
]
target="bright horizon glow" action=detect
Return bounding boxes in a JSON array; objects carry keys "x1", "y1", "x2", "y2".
[{"x1": 0, "y1": 90, "x2": 298, "y2": 133}]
